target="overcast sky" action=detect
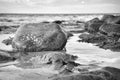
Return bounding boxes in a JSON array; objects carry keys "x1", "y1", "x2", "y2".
[{"x1": 0, "y1": 0, "x2": 120, "y2": 13}]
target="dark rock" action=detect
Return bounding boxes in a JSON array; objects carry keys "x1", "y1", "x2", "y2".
[
  {"x1": 101, "y1": 15, "x2": 120, "y2": 24},
  {"x1": 87, "y1": 22, "x2": 103, "y2": 34},
  {"x1": 42, "y1": 21, "x2": 50, "y2": 23},
  {"x1": 0, "y1": 19, "x2": 13, "y2": 22},
  {"x1": 0, "y1": 26, "x2": 10, "y2": 31},
  {"x1": 103, "y1": 67, "x2": 120, "y2": 80},
  {"x1": 76, "y1": 21, "x2": 84, "y2": 24},
  {"x1": 53, "y1": 20, "x2": 64, "y2": 24},
  {"x1": 99, "y1": 42, "x2": 120, "y2": 51},
  {"x1": 52, "y1": 68, "x2": 116, "y2": 80},
  {"x1": 12, "y1": 23, "x2": 68, "y2": 52},
  {"x1": 52, "y1": 74, "x2": 105, "y2": 80},
  {"x1": 78, "y1": 33, "x2": 106, "y2": 43},
  {"x1": 2, "y1": 37, "x2": 13, "y2": 45},
  {"x1": 70, "y1": 30, "x2": 85, "y2": 33},
  {"x1": 99, "y1": 23, "x2": 120, "y2": 35},
  {"x1": 101, "y1": 15, "x2": 115, "y2": 21},
  {"x1": 84, "y1": 18, "x2": 104, "y2": 34},
  {"x1": 85, "y1": 18, "x2": 100, "y2": 30}
]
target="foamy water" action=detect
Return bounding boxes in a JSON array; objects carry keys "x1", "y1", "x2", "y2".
[
  {"x1": 0, "y1": 14, "x2": 120, "y2": 80},
  {"x1": 66, "y1": 33, "x2": 120, "y2": 68},
  {"x1": 0, "y1": 14, "x2": 103, "y2": 26}
]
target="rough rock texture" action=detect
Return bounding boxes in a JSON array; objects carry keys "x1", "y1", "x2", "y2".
[
  {"x1": 52, "y1": 69, "x2": 116, "y2": 80},
  {"x1": 97, "y1": 42, "x2": 120, "y2": 51},
  {"x1": 99, "y1": 23, "x2": 120, "y2": 35},
  {"x1": 101, "y1": 15, "x2": 120, "y2": 24},
  {"x1": 85, "y1": 18, "x2": 104, "y2": 34},
  {"x1": 78, "y1": 33, "x2": 106, "y2": 43},
  {"x1": 78, "y1": 15, "x2": 120, "y2": 52},
  {"x1": 15, "y1": 51, "x2": 78, "y2": 70},
  {"x1": 103, "y1": 67, "x2": 120, "y2": 80},
  {"x1": 12, "y1": 23, "x2": 68, "y2": 52}
]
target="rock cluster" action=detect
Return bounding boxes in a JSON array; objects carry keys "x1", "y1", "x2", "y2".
[
  {"x1": 0, "y1": 16, "x2": 120, "y2": 80},
  {"x1": 79, "y1": 14, "x2": 120, "y2": 51}
]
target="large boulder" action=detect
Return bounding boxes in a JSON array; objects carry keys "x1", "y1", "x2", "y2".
[
  {"x1": 101, "y1": 15, "x2": 120, "y2": 24},
  {"x1": 12, "y1": 23, "x2": 68, "y2": 52}
]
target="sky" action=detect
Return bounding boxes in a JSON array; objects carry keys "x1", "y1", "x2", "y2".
[{"x1": 0, "y1": 0, "x2": 120, "y2": 13}]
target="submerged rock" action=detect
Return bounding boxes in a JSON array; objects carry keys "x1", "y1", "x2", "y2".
[
  {"x1": 2, "y1": 37, "x2": 13, "y2": 45},
  {"x1": 15, "y1": 51, "x2": 78, "y2": 71},
  {"x1": 0, "y1": 51, "x2": 16, "y2": 63}
]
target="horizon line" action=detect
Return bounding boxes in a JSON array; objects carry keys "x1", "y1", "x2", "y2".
[{"x1": 0, "y1": 13, "x2": 120, "y2": 15}]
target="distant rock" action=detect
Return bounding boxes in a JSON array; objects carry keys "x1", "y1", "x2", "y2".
[
  {"x1": 101, "y1": 15, "x2": 115, "y2": 21},
  {"x1": 85, "y1": 18, "x2": 100, "y2": 30},
  {"x1": 0, "y1": 25, "x2": 19, "y2": 34},
  {"x1": 0, "y1": 19, "x2": 13, "y2": 22},
  {"x1": 84, "y1": 18, "x2": 104, "y2": 34},
  {"x1": 101, "y1": 15, "x2": 120, "y2": 24},
  {"x1": 66, "y1": 31, "x2": 73, "y2": 38},
  {"x1": 42, "y1": 21, "x2": 50, "y2": 23},
  {"x1": 0, "y1": 26, "x2": 10, "y2": 31},
  {"x1": 10, "y1": 23, "x2": 68, "y2": 52},
  {"x1": 52, "y1": 20, "x2": 65, "y2": 24},
  {"x1": 0, "y1": 51, "x2": 16, "y2": 63}
]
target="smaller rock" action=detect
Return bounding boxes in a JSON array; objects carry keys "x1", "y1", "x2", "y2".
[
  {"x1": 53, "y1": 20, "x2": 65, "y2": 24},
  {"x1": 2, "y1": 37, "x2": 13, "y2": 45},
  {"x1": 84, "y1": 17, "x2": 104, "y2": 34}
]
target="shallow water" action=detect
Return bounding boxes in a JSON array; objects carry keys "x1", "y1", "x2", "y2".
[
  {"x1": 0, "y1": 33, "x2": 120, "y2": 80},
  {"x1": 0, "y1": 33, "x2": 120, "y2": 69},
  {"x1": 66, "y1": 33, "x2": 120, "y2": 68}
]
